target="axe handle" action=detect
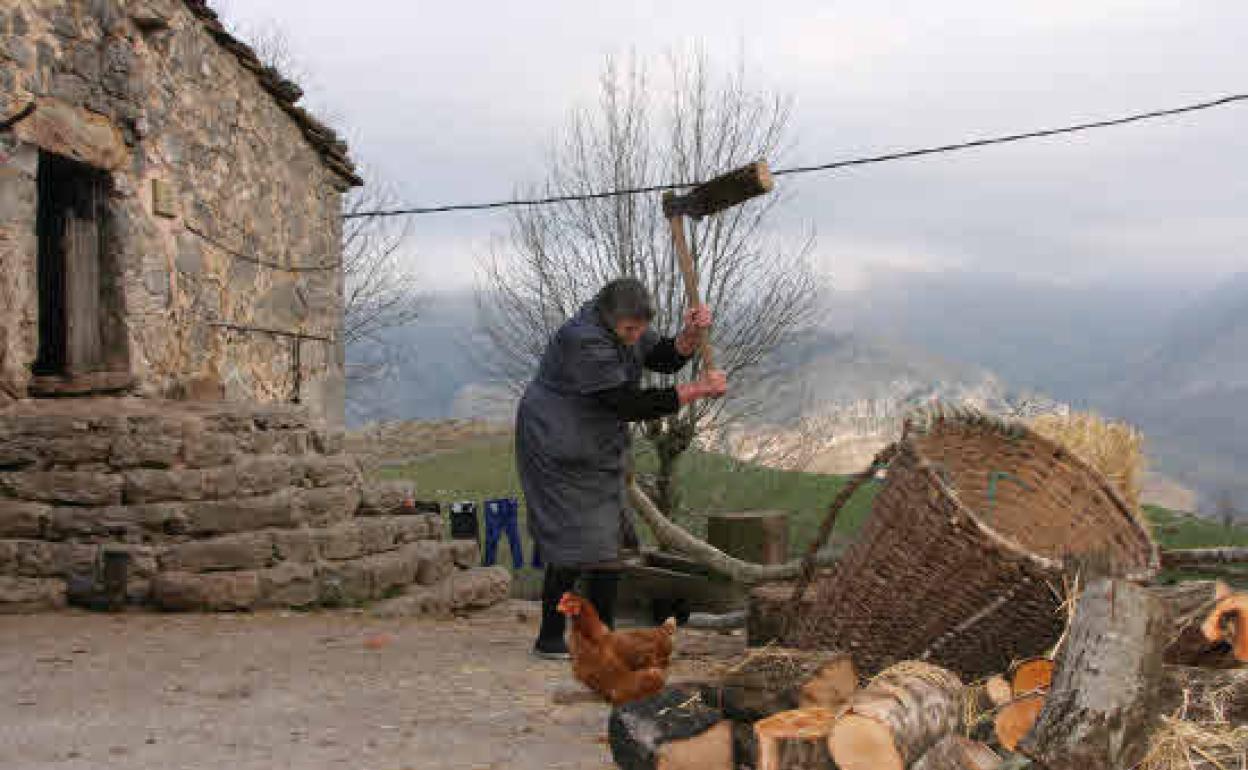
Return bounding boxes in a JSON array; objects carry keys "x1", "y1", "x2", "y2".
[{"x1": 666, "y1": 214, "x2": 714, "y2": 373}]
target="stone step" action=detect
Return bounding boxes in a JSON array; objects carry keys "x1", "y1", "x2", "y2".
[
  {"x1": 0, "y1": 575, "x2": 67, "y2": 613},
  {"x1": 0, "y1": 399, "x2": 346, "y2": 473},
  {"x1": 149, "y1": 541, "x2": 488, "y2": 611},
  {"x1": 370, "y1": 565, "x2": 512, "y2": 618}
]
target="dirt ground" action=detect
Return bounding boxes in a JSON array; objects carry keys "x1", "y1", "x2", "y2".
[{"x1": 0, "y1": 602, "x2": 744, "y2": 770}]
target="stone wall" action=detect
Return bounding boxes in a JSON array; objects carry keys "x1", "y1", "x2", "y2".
[
  {"x1": 0, "y1": 0, "x2": 352, "y2": 426},
  {"x1": 0, "y1": 398, "x2": 510, "y2": 613}
]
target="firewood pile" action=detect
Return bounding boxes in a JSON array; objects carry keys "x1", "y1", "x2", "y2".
[{"x1": 608, "y1": 578, "x2": 1247, "y2": 770}]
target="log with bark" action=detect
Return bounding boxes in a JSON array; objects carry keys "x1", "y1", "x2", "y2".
[
  {"x1": 709, "y1": 649, "x2": 856, "y2": 722},
  {"x1": 1018, "y1": 578, "x2": 1169, "y2": 770},
  {"x1": 911, "y1": 735, "x2": 1003, "y2": 770},
  {"x1": 608, "y1": 686, "x2": 731, "y2": 770},
  {"x1": 1160, "y1": 547, "x2": 1248, "y2": 569},
  {"x1": 826, "y1": 661, "x2": 964, "y2": 770}
]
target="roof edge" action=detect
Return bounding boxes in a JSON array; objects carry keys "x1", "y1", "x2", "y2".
[{"x1": 183, "y1": 1, "x2": 363, "y2": 187}]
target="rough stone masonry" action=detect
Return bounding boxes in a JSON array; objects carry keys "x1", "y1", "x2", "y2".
[
  {"x1": 0, "y1": 398, "x2": 511, "y2": 613},
  {"x1": 1, "y1": 0, "x2": 356, "y2": 421}
]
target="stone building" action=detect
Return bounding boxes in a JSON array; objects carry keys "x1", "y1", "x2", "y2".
[
  {"x1": 1, "y1": 0, "x2": 353, "y2": 420},
  {"x1": 0, "y1": 1, "x2": 511, "y2": 613}
]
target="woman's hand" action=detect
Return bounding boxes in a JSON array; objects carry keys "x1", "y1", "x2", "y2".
[
  {"x1": 676, "y1": 304, "x2": 713, "y2": 356},
  {"x1": 675, "y1": 369, "x2": 728, "y2": 405}
]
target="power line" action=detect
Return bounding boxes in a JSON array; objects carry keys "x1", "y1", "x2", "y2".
[{"x1": 343, "y1": 92, "x2": 1248, "y2": 220}]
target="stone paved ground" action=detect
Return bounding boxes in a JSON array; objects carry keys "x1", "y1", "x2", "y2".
[{"x1": 0, "y1": 602, "x2": 744, "y2": 770}]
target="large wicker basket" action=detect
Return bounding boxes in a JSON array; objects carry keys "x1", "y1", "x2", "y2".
[{"x1": 791, "y1": 407, "x2": 1158, "y2": 679}]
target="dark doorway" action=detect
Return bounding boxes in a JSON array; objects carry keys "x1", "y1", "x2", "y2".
[{"x1": 33, "y1": 152, "x2": 129, "y2": 392}]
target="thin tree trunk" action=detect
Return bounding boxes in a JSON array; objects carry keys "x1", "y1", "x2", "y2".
[{"x1": 1018, "y1": 578, "x2": 1169, "y2": 770}]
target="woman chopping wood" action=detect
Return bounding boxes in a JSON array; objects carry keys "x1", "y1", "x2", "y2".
[{"x1": 516, "y1": 278, "x2": 727, "y2": 659}]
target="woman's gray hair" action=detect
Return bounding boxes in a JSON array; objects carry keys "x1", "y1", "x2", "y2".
[{"x1": 594, "y1": 278, "x2": 655, "y2": 326}]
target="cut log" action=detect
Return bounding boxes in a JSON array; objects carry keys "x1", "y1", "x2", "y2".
[
  {"x1": 827, "y1": 661, "x2": 964, "y2": 770},
  {"x1": 985, "y1": 675, "x2": 1014, "y2": 707},
  {"x1": 798, "y1": 655, "x2": 859, "y2": 709},
  {"x1": 993, "y1": 693, "x2": 1045, "y2": 751},
  {"x1": 1018, "y1": 578, "x2": 1169, "y2": 770},
  {"x1": 754, "y1": 707, "x2": 839, "y2": 770},
  {"x1": 1159, "y1": 665, "x2": 1248, "y2": 723},
  {"x1": 655, "y1": 722, "x2": 734, "y2": 770},
  {"x1": 911, "y1": 735, "x2": 1003, "y2": 770},
  {"x1": 713, "y1": 649, "x2": 853, "y2": 722},
  {"x1": 1202, "y1": 580, "x2": 1247, "y2": 662},
  {"x1": 1150, "y1": 580, "x2": 1245, "y2": 667},
  {"x1": 1009, "y1": 657, "x2": 1054, "y2": 696},
  {"x1": 609, "y1": 686, "x2": 727, "y2": 770}
]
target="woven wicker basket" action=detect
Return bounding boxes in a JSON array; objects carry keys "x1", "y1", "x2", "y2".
[{"x1": 791, "y1": 406, "x2": 1158, "y2": 679}]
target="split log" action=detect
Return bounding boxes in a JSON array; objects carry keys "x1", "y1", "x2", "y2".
[
  {"x1": 984, "y1": 675, "x2": 1014, "y2": 707},
  {"x1": 827, "y1": 661, "x2": 964, "y2": 770},
  {"x1": 993, "y1": 693, "x2": 1045, "y2": 751},
  {"x1": 754, "y1": 707, "x2": 839, "y2": 770},
  {"x1": 711, "y1": 649, "x2": 855, "y2": 722},
  {"x1": 1018, "y1": 578, "x2": 1169, "y2": 770},
  {"x1": 911, "y1": 735, "x2": 1003, "y2": 770},
  {"x1": 1008, "y1": 657, "x2": 1054, "y2": 696},
  {"x1": 1150, "y1": 580, "x2": 1246, "y2": 667},
  {"x1": 608, "y1": 686, "x2": 730, "y2": 770}
]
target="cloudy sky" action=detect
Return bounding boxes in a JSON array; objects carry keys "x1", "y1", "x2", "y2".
[{"x1": 216, "y1": 1, "x2": 1248, "y2": 292}]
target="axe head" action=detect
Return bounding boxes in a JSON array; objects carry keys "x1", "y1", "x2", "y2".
[{"x1": 662, "y1": 161, "x2": 775, "y2": 219}]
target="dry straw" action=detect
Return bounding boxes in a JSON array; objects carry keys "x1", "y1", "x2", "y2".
[{"x1": 1028, "y1": 411, "x2": 1146, "y2": 521}]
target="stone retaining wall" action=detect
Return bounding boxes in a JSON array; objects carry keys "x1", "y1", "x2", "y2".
[{"x1": 0, "y1": 398, "x2": 510, "y2": 614}]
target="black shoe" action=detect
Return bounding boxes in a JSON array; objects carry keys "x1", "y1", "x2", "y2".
[{"x1": 532, "y1": 637, "x2": 571, "y2": 660}]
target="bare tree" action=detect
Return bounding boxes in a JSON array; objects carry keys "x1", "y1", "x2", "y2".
[{"x1": 478, "y1": 51, "x2": 817, "y2": 511}]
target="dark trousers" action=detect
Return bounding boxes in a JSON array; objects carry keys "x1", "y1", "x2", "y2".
[
  {"x1": 483, "y1": 505, "x2": 524, "y2": 568},
  {"x1": 536, "y1": 565, "x2": 621, "y2": 645}
]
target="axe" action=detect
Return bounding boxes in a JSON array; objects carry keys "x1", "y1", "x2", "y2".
[{"x1": 661, "y1": 161, "x2": 774, "y2": 373}]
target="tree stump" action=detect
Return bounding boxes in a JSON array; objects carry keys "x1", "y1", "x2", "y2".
[
  {"x1": 827, "y1": 661, "x2": 964, "y2": 770},
  {"x1": 1018, "y1": 578, "x2": 1169, "y2": 770},
  {"x1": 707, "y1": 511, "x2": 789, "y2": 566},
  {"x1": 911, "y1": 735, "x2": 1003, "y2": 770}
]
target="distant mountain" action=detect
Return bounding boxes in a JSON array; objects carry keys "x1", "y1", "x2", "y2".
[
  {"x1": 820, "y1": 269, "x2": 1246, "y2": 509},
  {"x1": 1104, "y1": 272, "x2": 1248, "y2": 509},
  {"x1": 345, "y1": 291, "x2": 493, "y2": 426}
]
